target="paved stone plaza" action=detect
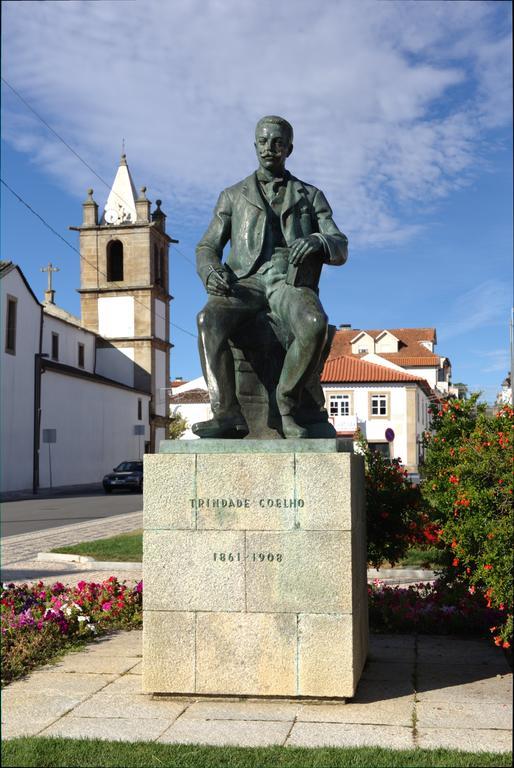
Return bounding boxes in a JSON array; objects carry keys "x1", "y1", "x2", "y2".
[
  {"x1": 2, "y1": 512, "x2": 512, "y2": 752},
  {"x1": 1, "y1": 630, "x2": 512, "y2": 751}
]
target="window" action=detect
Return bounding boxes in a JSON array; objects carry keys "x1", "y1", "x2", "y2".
[
  {"x1": 370, "y1": 393, "x2": 388, "y2": 417},
  {"x1": 107, "y1": 240, "x2": 124, "y2": 281},
  {"x1": 137, "y1": 398, "x2": 142, "y2": 420},
  {"x1": 154, "y1": 244, "x2": 161, "y2": 285},
  {"x1": 78, "y1": 343, "x2": 85, "y2": 368},
  {"x1": 5, "y1": 296, "x2": 17, "y2": 354},
  {"x1": 358, "y1": 347, "x2": 368, "y2": 354},
  {"x1": 51, "y1": 332, "x2": 59, "y2": 361},
  {"x1": 368, "y1": 442, "x2": 390, "y2": 459},
  {"x1": 329, "y1": 394, "x2": 351, "y2": 417}
]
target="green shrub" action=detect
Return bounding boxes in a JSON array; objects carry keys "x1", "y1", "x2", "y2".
[
  {"x1": 420, "y1": 396, "x2": 513, "y2": 648},
  {"x1": 357, "y1": 432, "x2": 429, "y2": 568}
]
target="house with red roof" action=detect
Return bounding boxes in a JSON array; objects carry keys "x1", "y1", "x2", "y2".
[{"x1": 169, "y1": 326, "x2": 451, "y2": 475}]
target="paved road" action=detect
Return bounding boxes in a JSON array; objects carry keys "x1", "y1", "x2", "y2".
[{"x1": 1, "y1": 491, "x2": 143, "y2": 538}]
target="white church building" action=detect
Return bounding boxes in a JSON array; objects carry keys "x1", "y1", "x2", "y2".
[{"x1": 1, "y1": 156, "x2": 175, "y2": 493}]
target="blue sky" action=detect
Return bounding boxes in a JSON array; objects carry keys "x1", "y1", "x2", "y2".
[{"x1": 1, "y1": 0, "x2": 512, "y2": 401}]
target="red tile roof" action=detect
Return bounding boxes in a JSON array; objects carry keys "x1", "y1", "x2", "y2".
[
  {"x1": 379, "y1": 354, "x2": 441, "y2": 367},
  {"x1": 328, "y1": 327, "x2": 442, "y2": 367},
  {"x1": 321, "y1": 355, "x2": 432, "y2": 395},
  {"x1": 170, "y1": 389, "x2": 210, "y2": 404}
]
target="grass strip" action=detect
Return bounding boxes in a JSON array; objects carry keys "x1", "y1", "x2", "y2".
[
  {"x1": 51, "y1": 530, "x2": 143, "y2": 562},
  {"x1": 2, "y1": 738, "x2": 511, "y2": 768}
]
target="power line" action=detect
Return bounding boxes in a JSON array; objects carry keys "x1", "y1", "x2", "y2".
[
  {"x1": 1, "y1": 178, "x2": 197, "y2": 339},
  {"x1": 2, "y1": 76, "x2": 198, "y2": 270}
]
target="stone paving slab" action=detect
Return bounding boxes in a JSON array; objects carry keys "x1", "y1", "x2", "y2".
[
  {"x1": 286, "y1": 721, "x2": 414, "y2": 748},
  {"x1": 41, "y1": 715, "x2": 171, "y2": 742},
  {"x1": 1, "y1": 690, "x2": 82, "y2": 723},
  {"x1": 1, "y1": 630, "x2": 512, "y2": 754},
  {"x1": 417, "y1": 636, "x2": 511, "y2": 668},
  {"x1": 157, "y1": 717, "x2": 292, "y2": 747},
  {"x1": 72, "y1": 693, "x2": 189, "y2": 720},
  {"x1": 4, "y1": 671, "x2": 117, "y2": 696},
  {"x1": 416, "y1": 673, "x2": 512, "y2": 702},
  {"x1": 43, "y1": 655, "x2": 141, "y2": 675},
  {"x1": 1, "y1": 718, "x2": 60, "y2": 740},
  {"x1": 180, "y1": 700, "x2": 300, "y2": 721},
  {"x1": 416, "y1": 699, "x2": 513, "y2": 730},
  {"x1": 361, "y1": 661, "x2": 413, "y2": 681},
  {"x1": 297, "y1": 700, "x2": 414, "y2": 727},
  {"x1": 368, "y1": 634, "x2": 416, "y2": 663},
  {"x1": 417, "y1": 727, "x2": 513, "y2": 753}
]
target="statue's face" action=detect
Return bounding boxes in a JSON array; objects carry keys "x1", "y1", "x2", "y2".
[{"x1": 254, "y1": 122, "x2": 292, "y2": 174}]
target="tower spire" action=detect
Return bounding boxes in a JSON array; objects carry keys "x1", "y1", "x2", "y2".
[{"x1": 102, "y1": 153, "x2": 138, "y2": 225}]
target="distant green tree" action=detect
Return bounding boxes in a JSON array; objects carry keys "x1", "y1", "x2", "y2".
[{"x1": 167, "y1": 413, "x2": 188, "y2": 440}]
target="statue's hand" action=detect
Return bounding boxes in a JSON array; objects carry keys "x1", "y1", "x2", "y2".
[
  {"x1": 288, "y1": 235, "x2": 322, "y2": 266},
  {"x1": 206, "y1": 267, "x2": 231, "y2": 296}
]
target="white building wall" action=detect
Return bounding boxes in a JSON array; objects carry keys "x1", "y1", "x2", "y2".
[
  {"x1": 39, "y1": 370, "x2": 150, "y2": 488},
  {"x1": 170, "y1": 403, "x2": 212, "y2": 439},
  {"x1": 400, "y1": 366, "x2": 437, "y2": 388},
  {"x1": 0, "y1": 269, "x2": 41, "y2": 492},
  {"x1": 323, "y1": 383, "x2": 410, "y2": 464},
  {"x1": 42, "y1": 315, "x2": 95, "y2": 371},
  {"x1": 98, "y1": 296, "x2": 134, "y2": 337},
  {"x1": 154, "y1": 299, "x2": 166, "y2": 341},
  {"x1": 154, "y1": 349, "x2": 167, "y2": 416},
  {"x1": 96, "y1": 346, "x2": 135, "y2": 387}
]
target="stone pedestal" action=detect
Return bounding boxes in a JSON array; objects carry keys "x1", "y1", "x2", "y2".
[{"x1": 142, "y1": 439, "x2": 368, "y2": 699}]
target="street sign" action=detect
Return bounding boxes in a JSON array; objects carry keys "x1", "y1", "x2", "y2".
[
  {"x1": 42, "y1": 429, "x2": 57, "y2": 443},
  {"x1": 385, "y1": 428, "x2": 395, "y2": 442}
]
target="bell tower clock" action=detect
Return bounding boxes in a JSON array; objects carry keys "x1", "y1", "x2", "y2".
[{"x1": 72, "y1": 154, "x2": 178, "y2": 452}]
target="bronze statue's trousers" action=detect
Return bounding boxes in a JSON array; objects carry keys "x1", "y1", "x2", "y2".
[{"x1": 197, "y1": 269, "x2": 328, "y2": 421}]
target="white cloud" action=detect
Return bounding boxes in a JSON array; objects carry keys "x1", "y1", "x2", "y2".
[
  {"x1": 439, "y1": 279, "x2": 511, "y2": 340},
  {"x1": 1, "y1": 0, "x2": 511, "y2": 246}
]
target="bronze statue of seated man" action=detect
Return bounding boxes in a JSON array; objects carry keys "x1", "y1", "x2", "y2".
[{"x1": 193, "y1": 115, "x2": 348, "y2": 439}]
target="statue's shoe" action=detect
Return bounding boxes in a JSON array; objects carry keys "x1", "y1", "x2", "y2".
[
  {"x1": 192, "y1": 416, "x2": 249, "y2": 439},
  {"x1": 281, "y1": 415, "x2": 308, "y2": 439}
]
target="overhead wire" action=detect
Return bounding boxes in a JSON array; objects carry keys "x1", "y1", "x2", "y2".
[
  {"x1": 2, "y1": 76, "x2": 198, "y2": 270},
  {"x1": 1, "y1": 78, "x2": 197, "y2": 338},
  {"x1": 1, "y1": 178, "x2": 197, "y2": 339}
]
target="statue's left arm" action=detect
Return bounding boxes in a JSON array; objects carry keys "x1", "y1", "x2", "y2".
[{"x1": 311, "y1": 189, "x2": 348, "y2": 266}]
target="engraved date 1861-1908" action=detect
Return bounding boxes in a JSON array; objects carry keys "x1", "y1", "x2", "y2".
[{"x1": 213, "y1": 552, "x2": 283, "y2": 562}]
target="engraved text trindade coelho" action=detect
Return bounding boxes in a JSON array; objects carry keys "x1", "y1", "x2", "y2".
[{"x1": 191, "y1": 498, "x2": 305, "y2": 509}]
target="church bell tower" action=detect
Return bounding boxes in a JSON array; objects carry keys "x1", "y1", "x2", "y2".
[{"x1": 74, "y1": 154, "x2": 176, "y2": 452}]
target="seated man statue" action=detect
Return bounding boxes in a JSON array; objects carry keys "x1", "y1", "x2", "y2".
[{"x1": 193, "y1": 115, "x2": 348, "y2": 439}]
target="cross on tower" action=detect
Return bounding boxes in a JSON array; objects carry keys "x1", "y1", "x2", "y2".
[{"x1": 41, "y1": 262, "x2": 60, "y2": 304}]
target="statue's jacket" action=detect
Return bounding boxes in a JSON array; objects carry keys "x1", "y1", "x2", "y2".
[{"x1": 196, "y1": 172, "x2": 348, "y2": 286}]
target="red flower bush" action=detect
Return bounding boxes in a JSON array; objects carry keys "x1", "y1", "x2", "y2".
[
  {"x1": 421, "y1": 396, "x2": 513, "y2": 648},
  {"x1": 356, "y1": 431, "x2": 428, "y2": 568}
]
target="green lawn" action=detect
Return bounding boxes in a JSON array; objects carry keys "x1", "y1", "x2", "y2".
[
  {"x1": 2, "y1": 738, "x2": 511, "y2": 768},
  {"x1": 398, "y1": 546, "x2": 450, "y2": 569},
  {"x1": 51, "y1": 532, "x2": 448, "y2": 569},
  {"x1": 51, "y1": 530, "x2": 143, "y2": 562}
]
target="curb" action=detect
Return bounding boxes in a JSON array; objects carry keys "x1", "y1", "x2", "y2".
[
  {"x1": 368, "y1": 567, "x2": 436, "y2": 584},
  {"x1": 37, "y1": 552, "x2": 142, "y2": 571}
]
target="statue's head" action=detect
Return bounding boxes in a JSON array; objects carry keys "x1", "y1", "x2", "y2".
[{"x1": 254, "y1": 116, "x2": 293, "y2": 174}]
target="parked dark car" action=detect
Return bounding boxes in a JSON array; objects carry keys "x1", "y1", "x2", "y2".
[{"x1": 103, "y1": 461, "x2": 143, "y2": 493}]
